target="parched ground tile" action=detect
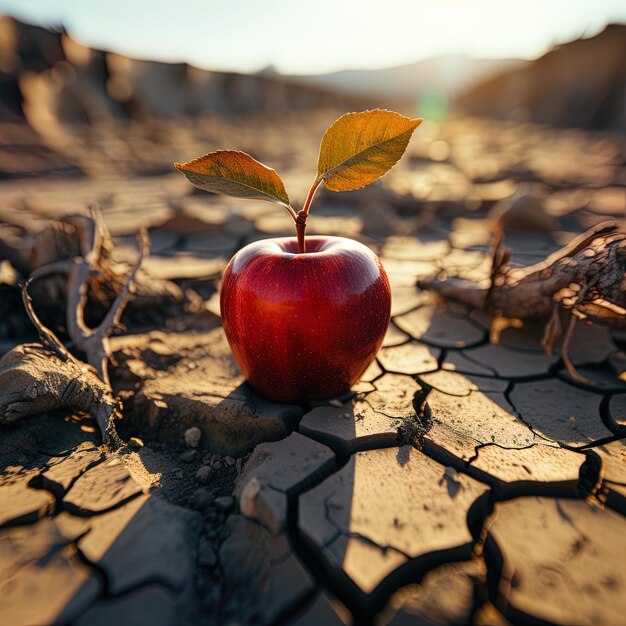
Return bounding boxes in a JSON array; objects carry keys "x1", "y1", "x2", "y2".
[
  {"x1": 300, "y1": 375, "x2": 422, "y2": 456},
  {"x1": 235, "y1": 432, "x2": 336, "y2": 534},
  {"x1": 220, "y1": 514, "x2": 315, "y2": 625},
  {"x1": 390, "y1": 285, "x2": 433, "y2": 317},
  {"x1": 63, "y1": 456, "x2": 144, "y2": 515},
  {"x1": 368, "y1": 374, "x2": 425, "y2": 418},
  {"x1": 0, "y1": 479, "x2": 55, "y2": 527},
  {"x1": 285, "y1": 592, "x2": 350, "y2": 625},
  {"x1": 592, "y1": 440, "x2": 626, "y2": 489},
  {"x1": 0, "y1": 514, "x2": 100, "y2": 626},
  {"x1": 485, "y1": 496, "x2": 626, "y2": 626},
  {"x1": 419, "y1": 369, "x2": 508, "y2": 396},
  {"x1": 394, "y1": 305, "x2": 486, "y2": 349},
  {"x1": 462, "y1": 343, "x2": 556, "y2": 378},
  {"x1": 299, "y1": 400, "x2": 399, "y2": 458},
  {"x1": 499, "y1": 320, "x2": 618, "y2": 367},
  {"x1": 74, "y1": 583, "x2": 186, "y2": 626},
  {"x1": 35, "y1": 442, "x2": 104, "y2": 498},
  {"x1": 470, "y1": 443, "x2": 584, "y2": 483},
  {"x1": 377, "y1": 341, "x2": 440, "y2": 376},
  {"x1": 426, "y1": 389, "x2": 538, "y2": 462},
  {"x1": 441, "y1": 349, "x2": 497, "y2": 376},
  {"x1": 298, "y1": 446, "x2": 488, "y2": 594},
  {"x1": 382, "y1": 322, "x2": 411, "y2": 348},
  {"x1": 77, "y1": 494, "x2": 202, "y2": 594},
  {"x1": 129, "y1": 328, "x2": 302, "y2": 456},
  {"x1": 381, "y1": 236, "x2": 449, "y2": 262},
  {"x1": 381, "y1": 258, "x2": 439, "y2": 288},
  {"x1": 509, "y1": 379, "x2": 613, "y2": 447},
  {"x1": 380, "y1": 560, "x2": 483, "y2": 626}
]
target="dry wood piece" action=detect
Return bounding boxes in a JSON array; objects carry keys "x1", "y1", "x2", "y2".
[
  {"x1": 0, "y1": 343, "x2": 121, "y2": 445},
  {"x1": 0, "y1": 211, "x2": 183, "y2": 312},
  {"x1": 0, "y1": 211, "x2": 149, "y2": 447},
  {"x1": 418, "y1": 222, "x2": 626, "y2": 382}
]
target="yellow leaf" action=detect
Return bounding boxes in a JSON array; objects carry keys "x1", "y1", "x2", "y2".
[
  {"x1": 174, "y1": 150, "x2": 291, "y2": 210},
  {"x1": 317, "y1": 109, "x2": 423, "y2": 192}
]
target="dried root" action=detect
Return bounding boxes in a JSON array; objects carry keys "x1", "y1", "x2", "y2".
[
  {"x1": 0, "y1": 344, "x2": 121, "y2": 446},
  {"x1": 418, "y1": 221, "x2": 626, "y2": 381},
  {"x1": 0, "y1": 210, "x2": 182, "y2": 313},
  {"x1": 0, "y1": 210, "x2": 149, "y2": 448}
]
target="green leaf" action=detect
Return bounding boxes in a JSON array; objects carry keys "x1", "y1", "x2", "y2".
[
  {"x1": 174, "y1": 150, "x2": 292, "y2": 211},
  {"x1": 317, "y1": 109, "x2": 423, "y2": 192}
]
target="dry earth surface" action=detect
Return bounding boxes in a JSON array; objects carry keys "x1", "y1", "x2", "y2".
[{"x1": 1, "y1": 112, "x2": 625, "y2": 626}]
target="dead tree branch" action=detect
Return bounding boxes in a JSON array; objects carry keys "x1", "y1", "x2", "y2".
[
  {"x1": 2, "y1": 212, "x2": 150, "y2": 448},
  {"x1": 418, "y1": 221, "x2": 626, "y2": 381}
]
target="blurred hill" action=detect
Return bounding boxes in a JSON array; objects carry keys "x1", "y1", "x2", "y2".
[
  {"x1": 284, "y1": 55, "x2": 527, "y2": 102},
  {"x1": 457, "y1": 24, "x2": 626, "y2": 131},
  {"x1": 0, "y1": 16, "x2": 373, "y2": 126},
  {"x1": 2, "y1": 15, "x2": 623, "y2": 136}
]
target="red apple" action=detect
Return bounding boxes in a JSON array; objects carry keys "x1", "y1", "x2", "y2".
[{"x1": 220, "y1": 235, "x2": 391, "y2": 403}]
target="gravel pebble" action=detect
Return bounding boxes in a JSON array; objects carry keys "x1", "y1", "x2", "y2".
[
  {"x1": 191, "y1": 488, "x2": 213, "y2": 510},
  {"x1": 127, "y1": 437, "x2": 144, "y2": 450},
  {"x1": 180, "y1": 449, "x2": 199, "y2": 463},
  {"x1": 197, "y1": 537, "x2": 218, "y2": 567},
  {"x1": 224, "y1": 456, "x2": 236, "y2": 466},
  {"x1": 214, "y1": 496, "x2": 235, "y2": 513},
  {"x1": 196, "y1": 465, "x2": 213, "y2": 484},
  {"x1": 184, "y1": 426, "x2": 202, "y2": 448}
]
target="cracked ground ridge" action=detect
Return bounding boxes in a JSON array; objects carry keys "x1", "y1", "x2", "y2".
[
  {"x1": 3, "y1": 258, "x2": 625, "y2": 626},
  {"x1": 1, "y1": 115, "x2": 626, "y2": 625}
]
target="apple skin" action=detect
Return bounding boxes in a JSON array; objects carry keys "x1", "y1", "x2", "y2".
[{"x1": 220, "y1": 236, "x2": 391, "y2": 403}]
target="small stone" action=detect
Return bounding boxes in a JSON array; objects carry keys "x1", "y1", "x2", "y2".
[
  {"x1": 184, "y1": 427, "x2": 202, "y2": 449},
  {"x1": 128, "y1": 437, "x2": 144, "y2": 450},
  {"x1": 180, "y1": 450, "x2": 199, "y2": 463},
  {"x1": 240, "y1": 477, "x2": 261, "y2": 518},
  {"x1": 225, "y1": 456, "x2": 236, "y2": 466},
  {"x1": 195, "y1": 466, "x2": 213, "y2": 485},
  {"x1": 328, "y1": 398, "x2": 344, "y2": 407},
  {"x1": 197, "y1": 537, "x2": 218, "y2": 567},
  {"x1": 212, "y1": 461, "x2": 222, "y2": 470},
  {"x1": 214, "y1": 496, "x2": 235, "y2": 513},
  {"x1": 191, "y1": 489, "x2": 213, "y2": 510}
]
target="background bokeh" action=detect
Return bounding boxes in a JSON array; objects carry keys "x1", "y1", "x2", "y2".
[{"x1": 0, "y1": 0, "x2": 624, "y2": 280}]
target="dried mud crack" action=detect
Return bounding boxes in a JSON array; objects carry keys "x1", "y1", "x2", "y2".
[{"x1": 1, "y1": 114, "x2": 626, "y2": 625}]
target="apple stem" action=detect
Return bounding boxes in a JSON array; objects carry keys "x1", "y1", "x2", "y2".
[
  {"x1": 295, "y1": 211, "x2": 307, "y2": 254},
  {"x1": 295, "y1": 176, "x2": 323, "y2": 254}
]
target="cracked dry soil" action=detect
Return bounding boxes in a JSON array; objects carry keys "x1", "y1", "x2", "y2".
[{"x1": 1, "y1": 113, "x2": 626, "y2": 626}]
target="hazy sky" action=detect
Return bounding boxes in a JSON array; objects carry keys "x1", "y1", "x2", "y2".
[{"x1": 2, "y1": 0, "x2": 625, "y2": 74}]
